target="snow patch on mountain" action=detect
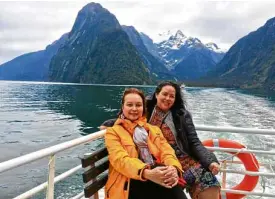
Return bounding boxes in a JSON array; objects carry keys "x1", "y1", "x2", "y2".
[
  {"x1": 205, "y1": 42, "x2": 227, "y2": 53},
  {"x1": 153, "y1": 30, "x2": 226, "y2": 70}
]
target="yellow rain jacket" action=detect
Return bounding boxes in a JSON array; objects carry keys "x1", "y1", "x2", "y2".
[{"x1": 104, "y1": 117, "x2": 182, "y2": 199}]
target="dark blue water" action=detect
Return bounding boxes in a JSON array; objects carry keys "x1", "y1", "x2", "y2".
[{"x1": 0, "y1": 81, "x2": 274, "y2": 198}]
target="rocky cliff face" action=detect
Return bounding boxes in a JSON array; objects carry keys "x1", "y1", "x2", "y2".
[
  {"x1": 205, "y1": 17, "x2": 275, "y2": 90},
  {"x1": 49, "y1": 3, "x2": 154, "y2": 84},
  {"x1": 122, "y1": 26, "x2": 174, "y2": 80}
]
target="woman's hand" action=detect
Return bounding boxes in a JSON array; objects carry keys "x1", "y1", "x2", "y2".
[
  {"x1": 209, "y1": 162, "x2": 220, "y2": 175},
  {"x1": 143, "y1": 166, "x2": 174, "y2": 188},
  {"x1": 162, "y1": 166, "x2": 179, "y2": 187}
]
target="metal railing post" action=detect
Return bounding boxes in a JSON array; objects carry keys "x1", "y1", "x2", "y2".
[
  {"x1": 220, "y1": 161, "x2": 227, "y2": 199},
  {"x1": 46, "y1": 155, "x2": 55, "y2": 199},
  {"x1": 84, "y1": 153, "x2": 99, "y2": 199},
  {"x1": 222, "y1": 161, "x2": 227, "y2": 189}
]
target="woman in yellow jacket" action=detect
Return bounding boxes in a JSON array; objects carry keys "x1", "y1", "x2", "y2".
[{"x1": 105, "y1": 88, "x2": 187, "y2": 199}]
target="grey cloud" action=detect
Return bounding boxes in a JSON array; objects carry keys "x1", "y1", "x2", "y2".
[
  {"x1": 101, "y1": 0, "x2": 144, "y2": 9},
  {"x1": 0, "y1": 1, "x2": 79, "y2": 64},
  {"x1": 0, "y1": 32, "x2": 65, "y2": 65},
  {"x1": 0, "y1": 6, "x2": 74, "y2": 30},
  {"x1": 0, "y1": 40, "x2": 52, "y2": 53},
  {"x1": 0, "y1": 47, "x2": 34, "y2": 64},
  {"x1": 128, "y1": 1, "x2": 275, "y2": 49},
  {"x1": 176, "y1": 2, "x2": 275, "y2": 46},
  {"x1": 1, "y1": 1, "x2": 275, "y2": 64},
  {"x1": 0, "y1": 38, "x2": 54, "y2": 64},
  {"x1": 0, "y1": 29, "x2": 68, "y2": 43}
]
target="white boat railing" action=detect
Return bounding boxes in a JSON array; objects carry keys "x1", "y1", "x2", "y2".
[{"x1": 0, "y1": 125, "x2": 275, "y2": 199}]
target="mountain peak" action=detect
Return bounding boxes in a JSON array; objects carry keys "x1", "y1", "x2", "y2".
[
  {"x1": 154, "y1": 30, "x2": 177, "y2": 43},
  {"x1": 122, "y1": 25, "x2": 135, "y2": 31},
  {"x1": 122, "y1": 25, "x2": 144, "y2": 48},
  {"x1": 175, "y1": 30, "x2": 186, "y2": 39},
  {"x1": 70, "y1": 3, "x2": 120, "y2": 37},
  {"x1": 188, "y1": 37, "x2": 201, "y2": 44},
  {"x1": 265, "y1": 17, "x2": 275, "y2": 28},
  {"x1": 206, "y1": 42, "x2": 218, "y2": 49},
  {"x1": 205, "y1": 42, "x2": 227, "y2": 53},
  {"x1": 154, "y1": 29, "x2": 189, "y2": 44},
  {"x1": 80, "y1": 2, "x2": 105, "y2": 14}
]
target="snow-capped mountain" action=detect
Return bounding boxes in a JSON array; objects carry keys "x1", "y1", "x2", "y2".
[
  {"x1": 154, "y1": 29, "x2": 181, "y2": 43},
  {"x1": 205, "y1": 42, "x2": 227, "y2": 53},
  {"x1": 159, "y1": 30, "x2": 189, "y2": 50},
  {"x1": 122, "y1": 26, "x2": 174, "y2": 80},
  {"x1": 140, "y1": 30, "x2": 227, "y2": 80},
  {"x1": 155, "y1": 30, "x2": 226, "y2": 70},
  {"x1": 140, "y1": 32, "x2": 161, "y2": 60}
]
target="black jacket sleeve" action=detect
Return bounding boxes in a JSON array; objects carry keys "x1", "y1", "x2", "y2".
[
  {"x1": 100, "y1": 118, "x2": 116, "y2": 127},
  {"x1": 182, "y1": 110, "x2": 219, "y2": 169}
]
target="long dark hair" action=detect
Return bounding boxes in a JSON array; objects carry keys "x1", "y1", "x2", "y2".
[
  {"x1": 147, "y1": 81, "x2": 185, "y2": 116},
  {"x1": 118, "y1": 88, "x2": 147, "y2": 116}
]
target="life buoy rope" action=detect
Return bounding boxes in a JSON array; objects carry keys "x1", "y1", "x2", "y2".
[{"x1": 202, "y1": 139, "x2": 260, "y2": 199}]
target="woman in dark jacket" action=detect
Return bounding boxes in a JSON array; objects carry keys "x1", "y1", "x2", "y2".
[
  {"x1": 146, "y1": 81, "x2": 220, "y2": 199},
  {"x1": 100, "y1": 81, "x2": 220, "y2": 199}
]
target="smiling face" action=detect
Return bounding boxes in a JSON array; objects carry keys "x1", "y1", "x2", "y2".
[
  {"x1": 122, "y1": 93, "x2": 144, "y2": 121},
  {"x1": 155, "y1": 85, "x2": 176, "y2": 112}
]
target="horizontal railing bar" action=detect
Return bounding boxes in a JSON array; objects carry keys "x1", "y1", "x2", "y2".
[
  {"x1": 221, "y1": 188, "x2": 275, "y2": 197},
  {"x1": 196, "y1": 125, "x2": 275, "y2": 135},
  {"x1": 0, "y1": 130, "x2": 105, "y2": 173},
  {"x1": 221, "y1": 160, "x2": 275, "y2": 166},
  {"x1": 70, "y1": 191, "x2": 84, "y2": 199},
  {"x1": 206, "y1": 146, "x2": 275, "y2": 155},
  {"x1": 220, "y1": 168, "x2": 275, "y2": 177},
  {"x1": 14, "y1": 165, "x2": 82, "y2": 199},
  {"x1": 1, "y1": 125, "x2": 275, "y2": 199},
  {"x1": 2, "y1": 125, "x2": 275, "y2": 174}
]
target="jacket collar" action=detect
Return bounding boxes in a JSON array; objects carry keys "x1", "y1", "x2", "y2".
[{"x1": 115, "y1": 116, "x2": 148, "y2": 135}]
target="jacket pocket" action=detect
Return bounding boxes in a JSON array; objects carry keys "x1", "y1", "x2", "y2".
[
  {"x1": 121, "y1": 140, "x2": 138, "y2": 157},
  {"x1": 121, "y1": 139, "x2": 135, "y2": 147}
]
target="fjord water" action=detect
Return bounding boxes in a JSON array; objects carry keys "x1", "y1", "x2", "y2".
[{"x1": 0, "y1": 81, "x2": 275, "y2": 198}]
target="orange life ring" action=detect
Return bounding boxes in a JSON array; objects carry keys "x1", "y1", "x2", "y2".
[{"x1": 202, "y1": 139, "x2": 259, "y2": 199}]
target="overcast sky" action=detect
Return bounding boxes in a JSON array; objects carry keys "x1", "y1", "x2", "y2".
[{"x1": 0, "y1": 0, "x2": 275, "y2": 65}]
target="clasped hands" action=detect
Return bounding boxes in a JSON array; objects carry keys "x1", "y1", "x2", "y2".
[{"x1": 143, "y1": 166, "x2": 179, "y2": 188}]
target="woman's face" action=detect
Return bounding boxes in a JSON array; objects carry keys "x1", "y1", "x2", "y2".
[
  {"x1": 155, "y1": 85, "x2": 176, "y2": 112},
  {"x1": 122, "y1": 93, "x2": 144, "y2": 121}
]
